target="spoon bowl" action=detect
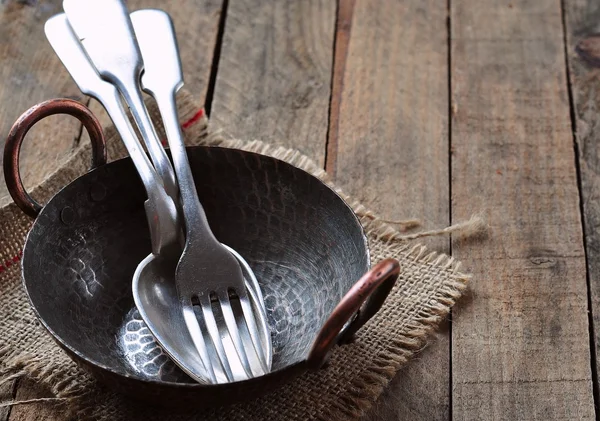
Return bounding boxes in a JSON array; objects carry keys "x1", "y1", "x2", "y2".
[{"x1": 132, "y1": 245, "x2": 269, "y2": 384}]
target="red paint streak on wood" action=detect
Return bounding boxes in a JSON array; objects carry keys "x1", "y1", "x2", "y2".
[
  {"x1": 182, "y1": 108, "x2": 205, "y2": 129},
  {"x1": 161, "y1": 108, "x2": 205, "y2": 146}
]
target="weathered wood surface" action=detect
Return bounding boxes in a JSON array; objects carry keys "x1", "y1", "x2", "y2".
[
  {"x1": 0, "y1": 2, "x2": 83, "y2": 418},
  {"x1": 0, "y1": 382, "x2": 14, "y2": 421},
  {"x1": 328, "y1": 0, "x2": 451, "y2": 419},
  {"x1": 0, "y1": 0, "x2": 222, "y2": 206},
  {"x1": 564, "y1": 0, "x2": 600, "y2": 406},
  {"x1": 324, "y1": 0, "x2": 353, "y2": 177},
  {"x1": 2, "y1": 0, "x2": 600, "y2": 420},
  {"x1": 0, "y1": 0, "x2": 85, "y2": 207},
  {"x1": 210, "y1": 0, "x2": 335, "y2": 167},
  {"x1": 451, "y1": 0, "x2": 595, "y2": 419}
]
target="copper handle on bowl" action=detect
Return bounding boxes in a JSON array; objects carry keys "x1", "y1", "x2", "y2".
[
  {"x1": 3, "y1": 99, "x2": 107, "y2": 218},
  {"x1": 306, "y1": 258, "x2": 401, "y2": 369}
]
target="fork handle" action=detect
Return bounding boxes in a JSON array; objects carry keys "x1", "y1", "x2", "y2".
[{"x1": 306, "y1": 258, "x2": 400, "y2": 369}]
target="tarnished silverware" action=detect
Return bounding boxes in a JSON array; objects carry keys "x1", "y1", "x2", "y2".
[
  {"x1": 62, "y1": 0, "x2": 179, "y2": 204},
  {"x1": 132, "y1": 9, "x2": 272, "y2": 383},
  {"x1": 44, "y1": 14, "x2": 179, "y2": 257}
]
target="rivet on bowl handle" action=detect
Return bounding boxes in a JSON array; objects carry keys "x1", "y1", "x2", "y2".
[
  {"x1": 306, "y1": 258, "x2": 401, "y2": 369},
  {"x1": 3, "y1": 99, "x2": 107, "y2": 218}
]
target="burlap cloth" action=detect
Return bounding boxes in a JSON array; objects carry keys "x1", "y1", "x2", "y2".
[{"x1": 0, "y1": 90, "x2": 471, "y2": 420}]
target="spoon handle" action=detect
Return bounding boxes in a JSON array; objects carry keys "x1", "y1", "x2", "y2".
[
  {"x1": 44, "y1": 14, "x2": 179, "y2": 255},
  {"x1": 62, "y1": 0, "x2": 180, "y2": 204}
]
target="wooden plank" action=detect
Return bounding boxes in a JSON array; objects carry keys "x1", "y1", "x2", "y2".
[
  {"x1": 0, "y1": 0, "x2": 221, "y2": 201},
  {"x1": 8, "y1": 380, "x2": 58, "y2": 421},
  {"x1": 141, "y1": 0, "x2": 223, "y2": 106},
  {"x1": 211, "y1": 4, "x2": 458, "y2": 420},
  {"x1": 450, "y1": 0, "x2": 595, "y2": 419},
  {"x1": 564, "y1": 0, "x2": 600, "y2": 407},
  {"x1": 5, "y1": 2, "x2": 223, "y2": 420},
  {"x1": 210, "y1": 0, "x2": 336, "y2": 167},
  {"x1": 363, "y1": 326, "x2": 450, "y2": 420},
  {"x1": 328, "y1": 1, "x2": 451, "y2": 420},
  {"x1": 0, "y1": 0, "x2": 86, "y2": 206},
  {"x1": 0, "y1": 381, "x2": 16, "y2": 421}
]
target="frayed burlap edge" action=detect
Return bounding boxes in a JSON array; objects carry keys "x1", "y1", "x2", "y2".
[
  {"x1": 0, "y1": 91, "x2": 475, "y2": 420},
  {"x1": 204, "y1": 138, "x2": 471, "y2": 421}
]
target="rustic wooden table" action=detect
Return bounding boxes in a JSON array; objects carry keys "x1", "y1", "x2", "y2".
[{"x1": 1, "y1": 0, "x2": 598, "y2": 419}]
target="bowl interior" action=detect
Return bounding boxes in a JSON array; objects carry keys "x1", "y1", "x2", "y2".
[{"x1": 23, "y1": 146, "x2": 369, "y2": 384}]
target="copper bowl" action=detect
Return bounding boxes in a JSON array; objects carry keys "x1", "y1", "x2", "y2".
[{"x1": 3, "y1": 99, "x2": 400, "y2": 407}]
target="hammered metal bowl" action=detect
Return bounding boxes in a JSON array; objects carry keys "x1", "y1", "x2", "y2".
[{"x1": 4, "y1": 100, "x2": 400, "y2": 407}]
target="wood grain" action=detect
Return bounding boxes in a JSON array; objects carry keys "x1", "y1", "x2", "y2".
[
  {"x1": 8, "y1": 380, "x2": 60, "y2": 421},
  {"x1": 0, "y1": 381, "x2": 15, "y2": 421},
  {"x1": 325, "y1": 0, "x2": 354, "y2": 177},
  {"x1": 3, "y1": 1, "x2": 595, "y2": 420},
  {"x1": 210, "y1": 0, "x2": 335, "y2": 167},
  {"x1": 210, "y1": 3, "x2": 457, "y2": 418},
  {"x1": 0, "y1": 0, "x2": 87, "y2": 206},
  {"x1": 329, "y1": 0, "x2": 451, "y2": 420},
  {"x1": 564, "y1": 0, "x2": 600, "y2": 406},
  {"x1": 450, "y1": 0, "x2": 595, "y2": 419},
  {"x1": 0, "y1": 1, "x2": 84, "y2": 415}
]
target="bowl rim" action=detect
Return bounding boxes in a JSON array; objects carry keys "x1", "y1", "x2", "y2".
[{"x1": 20, "y1": 145, "x2": 370, "y2": 388}]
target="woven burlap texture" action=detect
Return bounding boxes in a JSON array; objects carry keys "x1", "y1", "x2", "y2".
[{"x1": 0, "y1": 91, "x2": 469, "y2": 421}]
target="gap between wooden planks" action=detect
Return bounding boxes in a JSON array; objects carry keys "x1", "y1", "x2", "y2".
[
  {"x1": 329, "y1": 0, "x2": 452, "y2": 419},
  {"x1": 1, "y1": 0, "x2": 454, "y2": 419},
  {"x1": 0, "y1": 0, "x2": 83, "y2": 207},
  {"x1": 564, "y1": 0, "x2": 600, "y2": 415}
]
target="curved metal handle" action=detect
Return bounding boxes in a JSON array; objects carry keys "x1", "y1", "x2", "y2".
[
  {"x1": 306, "y1": 258, "x2": 401, "y2": 369},
  {"x1": 3, "y1": 99, "x2": 107, "y2": 218}
]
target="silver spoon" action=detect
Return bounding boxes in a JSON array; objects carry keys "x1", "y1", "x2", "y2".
[
  {"x1": 46, "y1": 12, "x2": 215, "y2": 383},
  {"x1": 56, "y1": 0, "x2": 271, "y2": 383},
  {"x1": 131, "y1": 9, "x2": 272, "y2": 383},
  {"x1": 56, "y1": 0, "x2": 216, "y2": 383},
  {"x1": 62, "y1": 0, "x2": 179, "y2": 204}
]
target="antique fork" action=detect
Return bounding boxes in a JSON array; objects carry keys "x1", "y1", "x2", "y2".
[{"x1": 131, "y1": 9, "x2": 272, "y2": 382}]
